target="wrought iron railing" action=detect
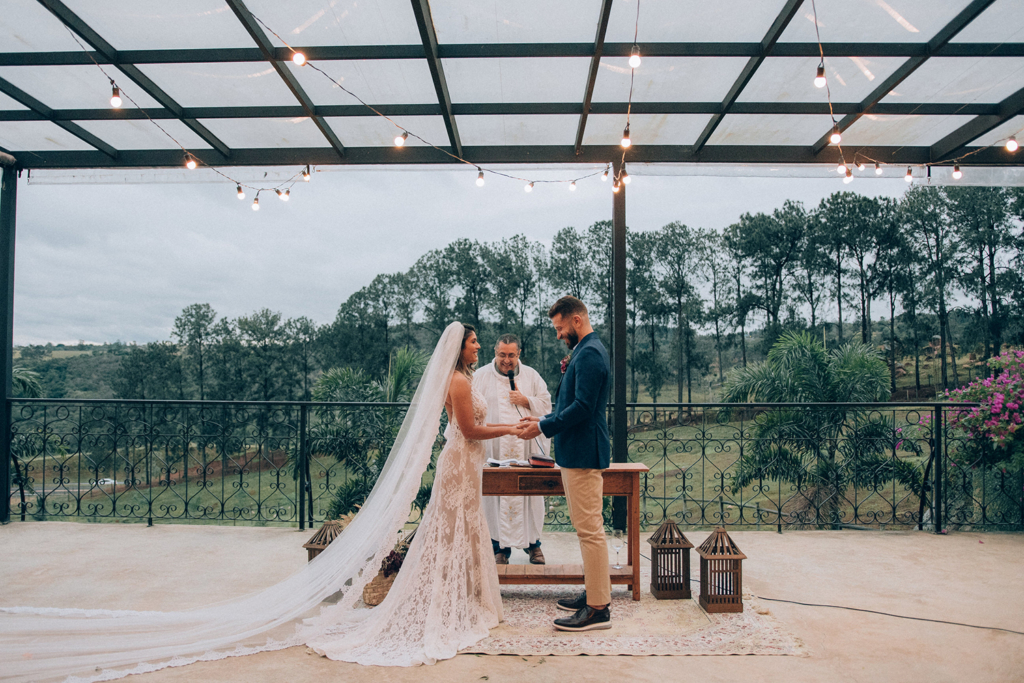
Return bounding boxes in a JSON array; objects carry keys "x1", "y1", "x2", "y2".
[{"x1": 7, "y1": 399, "x2": 1016, "y2": 531}]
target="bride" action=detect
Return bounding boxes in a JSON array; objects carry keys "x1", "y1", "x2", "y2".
[{"x1": 0, "y1": 322, "x2": 524, "y2": 681}]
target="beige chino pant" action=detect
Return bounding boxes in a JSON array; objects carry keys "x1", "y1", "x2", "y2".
[{"x1": 560, "y1": 467, "x2": 611, "y2": 607}]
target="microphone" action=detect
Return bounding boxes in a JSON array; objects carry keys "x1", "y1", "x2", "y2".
[{"x1": 506, "y1": 370, "x2": 516, "y2": 391}]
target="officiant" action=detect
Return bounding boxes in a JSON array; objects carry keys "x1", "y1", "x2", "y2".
[{"x1": 473, "y1": 333, "x2": 552, "y2": 565}]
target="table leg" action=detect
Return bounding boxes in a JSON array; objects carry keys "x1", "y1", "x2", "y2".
[{"x1": 630, "y1": 473, "x2": 640, "y2": 600}]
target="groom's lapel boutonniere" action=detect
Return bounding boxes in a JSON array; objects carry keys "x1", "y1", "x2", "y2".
[{"x1": 560, "y1": 352, "x2": 572, "y2": 374}]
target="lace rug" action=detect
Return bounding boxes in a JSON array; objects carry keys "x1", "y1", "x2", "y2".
[{"x1": 467, "y1": 571, "x2": 805, "y2": 657}]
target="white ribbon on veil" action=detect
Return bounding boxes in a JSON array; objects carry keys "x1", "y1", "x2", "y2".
[{"x1": 0, "y1": 322, "x2": 468, "y2": 683}]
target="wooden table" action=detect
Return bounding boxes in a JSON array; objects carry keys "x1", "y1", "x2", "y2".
[{"x1": 482, "y1": 462, "x2": 649, "y2": 600}]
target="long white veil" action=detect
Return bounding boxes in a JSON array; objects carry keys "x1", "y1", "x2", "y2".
[{"x1": 0, "y1": 322, "x2": 468, "y2": 683}]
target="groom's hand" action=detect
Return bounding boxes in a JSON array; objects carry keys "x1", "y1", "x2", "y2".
[{"x1": 518, "y1": 419, "x2": 542, "y2": 441}]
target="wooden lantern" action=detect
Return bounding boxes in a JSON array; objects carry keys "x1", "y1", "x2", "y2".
[
  {"x1": 302, "y1": 519, "x2": 345, "y2": 562},
  {"x1": 696, "y1": 527, "x2": 747, "y2": 613},
  {"x1": 647, "y1": 518, "x2": 694, "y2": 599}
]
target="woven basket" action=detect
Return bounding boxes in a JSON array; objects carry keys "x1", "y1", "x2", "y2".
[{"x1": 362, "y1": 570, "x2": 397, "y2": 606}]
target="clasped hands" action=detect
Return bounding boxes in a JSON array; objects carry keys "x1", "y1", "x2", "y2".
[{"x1": 516, "y1": 415, "x2": 543, "y2": 441}]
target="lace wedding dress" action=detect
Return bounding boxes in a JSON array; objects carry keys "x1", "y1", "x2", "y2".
[
  {"x1": 0, "y1": 322, "x2": 500, "y2": 682},
  {"x1": 307, "y1": 385, "x2": 503, "y2": 665}
]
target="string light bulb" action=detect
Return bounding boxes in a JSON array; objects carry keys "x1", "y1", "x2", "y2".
[
  {"x1": 843, "y1": 168, "x2": 854, "y2": 184},
  {"x1": 185, "y1": 155, "x2": 197, "y2": 170},
  {"x1": 476, "y1": 169, "x2": 485, "y2": 187},
  {"x1": 629, "y1": 45, "x2": 642, "y2": 69},
  {"x1": 276, "y1": 188, "x2": 290, "y2": 201},
  {"x1": 952, "y1": 164, "x2": 962, "y2": 180},
  {"x1": 252, "y1": 197, "x2": 260, "y2": 211},
  {"x1": 814, "y1": 63, "x2": 826, "y2": 88},
  {"x1": 622, "y1": 170, "x2": 631, "y2": 185},
  {"x1": 621, "y1": 125, "x2": 631, "y2": 148},
  {"x1": 525, "y1": 181, "x2": 534, "y2": 193},
  {"x1": 569, "y1": 181, "x2": 577, "y2": 191},
  {"x1": 236, "y1": 184, "x2": 245, "y2": 200},
  {"x1": 602, "y1": 166, "x2": 609, "y2": 181},
  {"x1": 292, "y1": 52, "x2": 306, "y2": 66},
  {"x1": 875, "y1": 162, "x2": 882, "y2": 175},
  {"x1": 394, "y1": 131, "x2": 409, "y2": 147},
  {"x1": 857, "y1": 162, "x2": 866, "y2": 171},
  {"x1": 109, "y1": 85, "x2": 121, "y2": 108},
  {"x1": 904, "y1": 167, "x2": 913, "y2": 182},
  {"x1": 829, "y1": 126, "x2": 842, "y2": 145},
  {"x1": 837, "y1": 161, "x2": 847, "y2": 175},
  {"x1": 612, "y1": 181, "x2": 621, "y2": 193},
  {"x1": 1007, "y1": 136, "x2": 1019, "y2": 152},
  {"x1": 302, "y1": 165, "x2": 311, "y2": 182}
]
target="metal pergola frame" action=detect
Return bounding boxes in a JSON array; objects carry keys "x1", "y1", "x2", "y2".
[{"x1": 3, "y1": 0, "x2": 1024, "y2": 524}]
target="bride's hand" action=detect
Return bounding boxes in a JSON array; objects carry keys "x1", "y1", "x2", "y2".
[{"x1": 504, "y1": 424, "x2": 527, "y2": 436}]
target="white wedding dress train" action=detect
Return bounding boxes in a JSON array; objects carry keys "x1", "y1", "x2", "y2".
[
  {"x1": 0, "y1": 322, "x2": 501, "y2": 682},
  {"x1": 306, "y1": 386, "x2": 503, "y2": 666}
]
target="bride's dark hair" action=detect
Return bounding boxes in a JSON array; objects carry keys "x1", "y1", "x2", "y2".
[{"x1": 455, "y1": 323, "x2": 477, "y2": 378}]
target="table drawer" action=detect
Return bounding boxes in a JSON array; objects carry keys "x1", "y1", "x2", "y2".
[{"x1": 517, "y1": 474, "x2": 563, "y2": 493}]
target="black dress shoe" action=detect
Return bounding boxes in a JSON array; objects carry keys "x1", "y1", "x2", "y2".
[
  {"x1": 553, "y1": 605, "x2": 611, "y2": 632},
  {"x1": 556, "y1": 591, "x2": 587, "y2": 612}
]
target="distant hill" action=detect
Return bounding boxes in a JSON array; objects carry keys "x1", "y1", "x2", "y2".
[{"x1": 14, "y1": 343, "x2": 124, "y2": 399}]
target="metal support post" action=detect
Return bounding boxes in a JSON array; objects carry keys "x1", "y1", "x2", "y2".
[
  {"x1": 0, "y1": 165, "x2": 17, "y2": 524},
  {"x1": 611, "y1": 160, "x2": 627, "y2": 531},
  {"x1": 299, "y1": 404, "x2": 308, "y2": 530},
  {"x1": 932, "y1": 405, "x2": 944, "y2": 534}
]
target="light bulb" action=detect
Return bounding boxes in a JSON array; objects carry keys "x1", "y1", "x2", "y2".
[
  {"x1": 952, "y1": 164, "x2": 962, "y2": 180},
  {"x1": 276, "y1": 188, "x2": 289, "y2": 201},
  {"x1": 236, "y1": 184, "x2": 245, "y2": 200},
  {"x1": 185, "y1": 156, "x2": 197, "y2": 170},
  {"x1": 569, "y1": 181, "x2": 576, "y2": 191},
  {"x1": 292, "y1": 52, "x2": 306, "y2": 66},
  {"x1": 629, "y1": 45, "x2": 642, "y2": 69},
  {"x1": 843, "y1": 168, "x2": 854, "y2": 184},
  {"x1": 602, "y1": 167, "x2": 609, "y2": 181},
  {"x1": 814, "y1": 64, "x2": 826, "y2": 88},
  {"x1": 875, "y1": 162, "x2": 882, "y2": 175},
  {"x1": 283, "y1": 188, "x2": 290, "y2": 201},
  {"x1": 109, "y1": 85, "x2": 121, "y2": 108},
  {"x1": 621, "y1": 125, "x2": 631, "y2": 148},
  {"x1": 302, "y1": 165, "x2": 311, "y2": 182},
  {"x1": 525, "y1": 182, "x2": 533, "y2": 193},
  {"x1": 837, "y1": 162, "x2": 847, "y2": 175},
  {"x1": 395, "y1": 131, "x2": 409, "y2": 147},
  {"x1": 857, "y1": 162, "x2": 866, "y2": 171},
  {"x1": 476, "y1": 170, "x2": 485, "y2": 187},
  {"x1": 1007, "y1": 136, "x2": 1019, "y2": 152},
  {"x1": 252, "y1": 197, "x2": 260, "y2": 211},
  {"x1": 622, "y1": 171, "x2": 631, "y2": 185},
  {"x1": 829, "y1": 127, "x2": 842, "y2": 145},
  {"x1": 612, "y1": 181, "x2": 621, "y2": 193},
  {"x1": 904, "y1": 167, "x2": 913, "y2": 182}
]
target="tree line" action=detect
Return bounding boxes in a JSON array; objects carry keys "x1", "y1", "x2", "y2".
[{"x1": 97, "y1": 185, "x2": 1024, "y2": 403}]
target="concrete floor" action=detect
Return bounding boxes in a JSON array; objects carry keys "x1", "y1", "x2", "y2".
[{"x1": 2, "y1": 522, "x2": 1022, "y2": 683}]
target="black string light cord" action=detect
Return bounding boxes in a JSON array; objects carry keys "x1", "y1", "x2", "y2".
[
  {"x1": 811, "y1": 0, "x2": 1022, "y2": 179},
  {"x1": 637, "y1": 553, "x2": 1024, "y2": 636}
]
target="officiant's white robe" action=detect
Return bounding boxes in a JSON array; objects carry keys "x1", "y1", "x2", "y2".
[{"x1": 473, "y1": 360, "x2": 551, "y2": 549}]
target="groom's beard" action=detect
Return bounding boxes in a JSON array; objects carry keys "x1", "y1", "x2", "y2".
[{"x1": 565, "y1": 329, "x2": 580, "y2": 349}]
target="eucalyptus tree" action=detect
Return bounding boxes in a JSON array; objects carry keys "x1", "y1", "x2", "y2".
[
  {"x1": 943, "y1": 186, "x2": 1013, "y2": 359},
  {"x1": 836, "y1": 193, "x2": 885, "y2": 344},
  {"x1": 871, "y1": 198, "x2": 910, "y2": 392},
  {"x1": 390, "y1": 271, "x2": 419, "y2": 350},
  {"x1": 585, "y1": 220, "x2": 614, "y2": 342},
  {"x1": 791, "y1": 215, "x2": 829, "y2": 331},
  {"x1": 285, "y1": 316, "x2": 318, "y2": 401},
  {"x1": 445, "y1": 238, "x2": 491, "y2": 336},
  {"x1": 696, "y1": 229, "x2": 735, "y2": 384},
  {"x1": 724, "y1": 223, "x2": 754, "y2": 368},
  {"x1": 814, "y1": 194, "x2": 853, "y2": 345},
  {"x1": 656, "y1": 222, "x2": 700, "y2": 402},
  {"x1": 901, "y1": 186, "x2": 959, "y2": 388},
  {"x1": 484, "y1": 235, "x2": 545, "y2": 354},
  {"x1": 626, "y1": 231, "x2": 658, "y2": 402},
  {"x1": 237, "y1": 308, "x2": 288, "y2": 402},
  {"x1": 172, "y1": 303, "x2": 217, "y2": 400},
  {"x1": 548, "y1": 226, "x2": 595, "y2": 302},
  {"x1": 411, "y1": 249, "x2": 456, "y2": 340}
]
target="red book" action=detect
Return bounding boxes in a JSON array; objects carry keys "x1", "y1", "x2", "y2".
[{"x1": 530, "y1": 455, "x2": 556, "y2": 468}]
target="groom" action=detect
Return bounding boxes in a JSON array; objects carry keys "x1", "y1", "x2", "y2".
[{"x1": 518, "y1": 296, "x2": 611, "y2": 632}]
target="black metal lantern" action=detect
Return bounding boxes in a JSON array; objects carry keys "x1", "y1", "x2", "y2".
[
  {"x1": 647, "y1": 518, "x2": 694, "y2": 599},
  {"x1": 696, "y1": 527, "x2": 747, "y2": 613}
]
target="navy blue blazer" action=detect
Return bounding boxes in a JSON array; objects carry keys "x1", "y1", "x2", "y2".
[{"x1": 539, "y1": 332, "x2": 611, "y2": 469}]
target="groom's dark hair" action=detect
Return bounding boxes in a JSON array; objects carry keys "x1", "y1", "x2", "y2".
[{"x1": 548, "y1": 296, "x2": 588, "y2": 319}]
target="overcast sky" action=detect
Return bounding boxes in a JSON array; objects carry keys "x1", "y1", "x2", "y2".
[{"x1": 10, "y1": 167, "x2": 912, "y2": 346}]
